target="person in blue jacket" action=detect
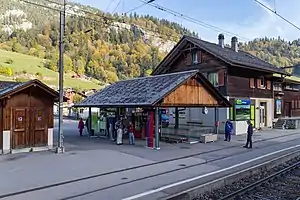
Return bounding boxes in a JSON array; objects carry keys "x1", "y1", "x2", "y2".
[{"x1": 224, "y1": 119, "x2": 233, "y2": 142}]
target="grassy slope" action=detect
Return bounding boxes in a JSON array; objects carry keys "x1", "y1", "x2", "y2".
[{"x1": 0, "y1": 50, "x2": 101, "y2": 90}]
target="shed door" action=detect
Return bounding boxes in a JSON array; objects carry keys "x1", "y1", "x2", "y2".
[
  {"x1": 31, "y1": 108, "x2": 48, "y2": 147},
  {"x1": 12, "y1": 108, "x2": 30, "y2": 149}
]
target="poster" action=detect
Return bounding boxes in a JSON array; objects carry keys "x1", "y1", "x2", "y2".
[
  {"x1": 276, "y1": 99, "x2": 282, "y2": 114},
  {"x1": 99, "y1": 117, "x2": 107, "y2": 130},
  {"x1": 91, "y1": 112, "x2": 99, "y2": 132},
  {"x1": 235, "y1": 99, "x2": 251, "y2": 121}
]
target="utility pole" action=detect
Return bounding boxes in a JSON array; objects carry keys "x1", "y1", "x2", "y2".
[{"x1": 56, "y1": 0, "x2": 66, "y2": 154}]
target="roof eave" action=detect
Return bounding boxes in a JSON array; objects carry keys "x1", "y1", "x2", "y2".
[
  {"x1": 73, "y1": 103, "x2": 153, "y2": 108},
  {"x1": 231, "y1": 62, "x2": 288, "y2": 75}
]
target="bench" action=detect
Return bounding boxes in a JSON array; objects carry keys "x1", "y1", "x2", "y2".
[
  {"x1": 199, "y1": 133, "x2": 218, "y2": 143},
  {"x1": 161, "y1": 135, "x2": 187, "y2": 143}
]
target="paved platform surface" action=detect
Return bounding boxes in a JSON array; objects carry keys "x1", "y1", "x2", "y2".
[{"x1": 1, "y1": 119, "x2": 300, "y2": 200}]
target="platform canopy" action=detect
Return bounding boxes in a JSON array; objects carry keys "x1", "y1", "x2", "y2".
[{"x1": 74, "y1": 70, "x2": 232, "y2": 108}]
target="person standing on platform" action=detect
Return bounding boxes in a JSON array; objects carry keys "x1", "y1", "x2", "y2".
[
  {"x1": 116, "y1": 117, "x2": 124, "y2": 145},
  {"x1": 78, "y1": 118, "x2": 84, "y2": 137},
  {"x1": 116, "y1": 124, "x2": 123, "y2": 145},
  {"x1": 128, "y1": 122, "x2": 135, "y2": 145},
  {"x1": 243, "y1": 120, "x2": 253, "y2": 149},
  {"x1": 224, "y1": 119, "x2": 233, "y2": 142},
  {"x1": 85, "y1": 117, "x2": 90, "y2": 134}
]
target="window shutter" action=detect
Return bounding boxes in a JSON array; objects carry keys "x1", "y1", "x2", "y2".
[
  {"x1": 197, "y1": 51, "x2": 202, "y2": 63},
  {"x1": 256, "y1": 79, "x2": 261, "y2": 89},
  {"x1": 249, "y1": 78, "x2": 255, "y2": 88},
  {"x1": 185, "y1": 53, "x2": 192, "y2": 65},
  {"x1": 218, "y1": 70, "x2": 224, "y2": 86},
  {"x1": 266, "y1": 80, "x2": 271, "y2": 90},
  {"x1": 292, "y1": 100, "x2": 295, "y2": 109}
]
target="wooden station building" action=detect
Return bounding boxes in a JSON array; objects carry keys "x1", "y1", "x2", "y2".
[
  {"x1": 74, "y1": 70, "x2": 231, "y2": 149},
  {"x1": 0, "y1": 79, "x2": 63, "y2": 154}
]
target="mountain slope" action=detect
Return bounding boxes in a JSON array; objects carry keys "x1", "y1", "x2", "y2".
[{"x1": 0, "y1": 49, "x2": 100, "y2": 89}]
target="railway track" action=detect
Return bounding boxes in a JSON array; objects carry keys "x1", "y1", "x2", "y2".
[{"x1": 194, "y1": 157, "x2": 300, "y2": 200}]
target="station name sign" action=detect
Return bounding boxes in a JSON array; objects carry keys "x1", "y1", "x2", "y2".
[{"x1": 235, "y1": 99, "x2": 250, "y2": 105}]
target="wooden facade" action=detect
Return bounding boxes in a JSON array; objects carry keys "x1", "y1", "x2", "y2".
[
  {"x1": 227, "y1": 66, "x2": 273, "y2": 99},
  {"x1": 161, "y1": 78, "x2": 218, "y2": 107},
  {"x1": 153, "y1": 40, "x2": 276, "y2": 100},
  {"x1": 151, "y1": 35, "x2": 292, "y2": 132},
  {"x1": 0, "y1": 79, "x2": 61, "y2": 153},
  {"x1": 278, "y1": 80, "x2": 300, "y2": 118}
]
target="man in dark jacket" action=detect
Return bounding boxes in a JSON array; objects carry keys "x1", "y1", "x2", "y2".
[
  {"x1": 243, "y1": 120, "x2": 253, "y2": 149},
  {"x1": 224, "y1": 119, "x2": 233, "y2": 142}
]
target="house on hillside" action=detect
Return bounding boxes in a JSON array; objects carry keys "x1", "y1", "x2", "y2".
[
  {"x1": 56, "y1": 88, "x2": 100, "y2": 119},
  {"x1": 54, "y1": 88, "x2": 88, "y2": 117},
  {"x1": 152, "y1": 34, "x2": 289, "y2": 135}
]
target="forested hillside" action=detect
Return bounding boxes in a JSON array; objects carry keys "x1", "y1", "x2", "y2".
[
  {"x1": 0, "y1": 0, "x2": 197, "y2": 89},
  {"x1": 1, "y1": 0, "x2": 300, "y2": 90},
  {"x1": 240, "y1": 37, "x2": 300, "y2": 69}
]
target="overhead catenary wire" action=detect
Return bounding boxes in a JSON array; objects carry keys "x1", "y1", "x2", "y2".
[
  {"x1": 111, "y1": 0, "x2": 121, "y2": 13},
  {"x1": 253, "y1": 0, "x2": 300, "y2": 31},
  {"x1": 123, "y1": 0, "x2": 155, "y2": 15},
  {"x1": 17, "y1": 0, "x2": 184, "y2": 42},
  {"x1": 105, "y1": 0, "x2": 116, "y2": 12},
  {"x1": 139, "y1": 0, "x2": 250, "y2": 41},
  {"x1": 273, "y1": 0, "x2": 277, "y2": 13}
]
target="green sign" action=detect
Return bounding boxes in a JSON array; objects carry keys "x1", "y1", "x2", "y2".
[{"x1": 91, "y1": 112, "x2": 98, "y2": 132}]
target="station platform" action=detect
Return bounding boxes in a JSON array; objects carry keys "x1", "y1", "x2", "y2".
[{"x1": 1, "y1": 119, "x2": 300, "y2": 200}]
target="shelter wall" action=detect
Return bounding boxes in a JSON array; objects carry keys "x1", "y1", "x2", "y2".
[{"x1": 161, "y1": 78, "x2": 218, "y2": 107}]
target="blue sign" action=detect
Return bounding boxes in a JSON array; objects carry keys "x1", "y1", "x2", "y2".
[
  {"x1": 159, "y1": 109, "x2": 167, "y2": 114},
  {"x1": 236, "y1": 99, "x2": 250, "y2": 105}
]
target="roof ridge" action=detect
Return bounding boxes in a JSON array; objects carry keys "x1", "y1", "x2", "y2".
[{"x1": 115, "y1": 69, "x2": 199, "y2": 83}]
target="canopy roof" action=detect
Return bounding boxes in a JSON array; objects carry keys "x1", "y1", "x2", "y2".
[{"x1": 74, "y1": 70, "x2": 231, "y2": 108}]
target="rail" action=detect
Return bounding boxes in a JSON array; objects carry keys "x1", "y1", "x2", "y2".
[{"x1": 219, "y1": 160, "x2": 300, "y2": 200}]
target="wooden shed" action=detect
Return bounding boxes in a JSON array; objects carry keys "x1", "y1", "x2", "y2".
[{"x1": 0, "y1": 79, "x2": 62, "y2": 154}]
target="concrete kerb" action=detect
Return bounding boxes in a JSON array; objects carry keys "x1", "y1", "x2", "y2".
[{"x1": 161, "y1": 148, "x2": 300, "y2": 200}]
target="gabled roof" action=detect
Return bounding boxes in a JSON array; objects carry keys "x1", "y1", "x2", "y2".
[
  {"x1": 74, "y1": 70, "x2": 231, "y2": 108},
  {"x1": 0, "y1": 79, "x2": 68, "y2": 101},
  {"x1": 152, "y1": 35, "x2": 288, "y2": 75}
]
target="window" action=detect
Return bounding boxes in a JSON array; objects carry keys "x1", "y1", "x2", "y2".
[
  {"x1": 249, "y1": 78, "x2": 255, "y2": 88},
  {"x1": 191, "y1": 52, "x2": 198, "y2": 64},
  {"x1": 273, "y1": 83, "x2": 282, "y2": 91},
  {"x1": 208, "y1": 72, "x2": 219, "y2": 87},
  {"x1": 260, "y1": 77, "x2": 266, "y2": 88}
]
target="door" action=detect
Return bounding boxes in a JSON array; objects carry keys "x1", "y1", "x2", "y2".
[
  {"x1": 12, "y1": 108, "x2": 30, "y2": 149},
  {"x1": 31, "y1": 108, "x2": 48, "y2": 147},
  {"x1": 284, "y1": 102, "x2": 292, "y2": 117},
  {"x1": 259, "y1": 102, "x2": 267, "y2": 128}
]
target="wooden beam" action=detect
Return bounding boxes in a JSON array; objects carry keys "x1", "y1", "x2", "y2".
[{"x1": 180, "y1": 46, "x2": 198, "y2": 52}]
